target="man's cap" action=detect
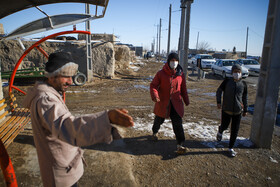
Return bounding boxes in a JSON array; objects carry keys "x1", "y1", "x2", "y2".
[
  {"x1": 167, "y1": 52, "x2": 179, "y2": 63},
  {"x1": 45, "y1": 52, "x2": 78, "y2": 77},
  {"x1": 231, "y1": 63, "x2": 242, "y2": 73}
]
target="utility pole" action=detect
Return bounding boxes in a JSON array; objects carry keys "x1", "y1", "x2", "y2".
[
  {"x1": 156, "y1": 25, "x2": 159, "y2": 56},
  {"x1": 85, "y1": 3, "x2": 93, "y2": 82},
  {"x1": 245, "y1": 26, "x2": 249, "y2": 58},
  {"x1": 178, "y1": 1, "x2": 186, "y2": 61},
  {"x1": 167, "y1": 4, "x2": 172, "y2": 54},
  {"x1": 250, "y1": 0, "x2": 280, "y2": 148},
  {"x1": 196, "y1": 31, "x2": 199, "y2": 53},
  {"x1": 159, "y1": 18, "x2": 162, "y2": 62},
  {"x1": 179, "y1": 0, "x2": 194, "y2": 76},
  {"x1": 153, "y1": 37, "x2": 155, "y2": 53}
]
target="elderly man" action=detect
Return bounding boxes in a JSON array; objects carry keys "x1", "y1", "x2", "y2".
[{"x1": 23, "y1": 52, "x2": 134, "y2": 187}]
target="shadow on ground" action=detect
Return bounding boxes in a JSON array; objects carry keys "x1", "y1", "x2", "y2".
[{"x1": 84, "y1": 135, "x2": 255, "y2": 160}]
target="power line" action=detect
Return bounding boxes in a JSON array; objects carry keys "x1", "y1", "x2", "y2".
[
  {"x1": 250, "y1": 28, "x2": 264, "y2": 39},
  {"x1": 191, "y1": 27, "x2": 244, "y2": 32}
]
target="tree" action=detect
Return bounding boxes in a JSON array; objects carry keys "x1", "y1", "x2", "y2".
[{"x1": 197, "y1": 41, "x2": 211, "y2": 53}]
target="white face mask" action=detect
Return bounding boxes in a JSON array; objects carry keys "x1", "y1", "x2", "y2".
[
  {"x1": 232, "y1": 72, "x2": 242, "y2": 80},
  {"x1": 169, "y1": 61, "x2": 178, "y2": 69}
]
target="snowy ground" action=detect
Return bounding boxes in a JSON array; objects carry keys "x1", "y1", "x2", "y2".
[{"x1": 133, "y1": 112, "x2": 254, "y2": 149}]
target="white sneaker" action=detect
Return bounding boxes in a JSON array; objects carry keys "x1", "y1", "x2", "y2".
[
  {"x1": 229, "y1": 148, "x2": 237, "y2": 157},
  {"x1": 176, "y1": 145, "x2": 187, "y2": 154}
]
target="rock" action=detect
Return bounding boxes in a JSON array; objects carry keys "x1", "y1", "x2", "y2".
[{"x1": 91, "y1": 42, "x2": 115, "y2": 78}]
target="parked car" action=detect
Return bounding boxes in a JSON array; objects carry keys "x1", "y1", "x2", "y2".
[
  {"x1": 211, "y1": 59, "x2": 249, "y2": 79},
  {"x1": 191, "y1": 54, "x2": 216, "y2": 69},
  {"x1": 146, "y1": 51, "x2": 154, "y2": 59},
  {"x1": 236, "y1": 59, "x2": 260, "y2": 76}
]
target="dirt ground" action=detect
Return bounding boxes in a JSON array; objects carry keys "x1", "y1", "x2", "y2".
[{"x1": 1, "y1": 58, "x2": 280, "y2": 186}]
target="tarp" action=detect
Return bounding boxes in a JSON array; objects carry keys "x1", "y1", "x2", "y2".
[{"x1": 0, "y1": 0, "x2": 108, "y2": 19}]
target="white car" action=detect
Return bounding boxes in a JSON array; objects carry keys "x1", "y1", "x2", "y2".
[
  {"x1": 211, "y1": 59, "x2": 249, "y2": 79},
  {"x1": 191, "y1": 54, "x2": 216, "y2": 69},
  {"x1": 236, "y1": 59, "x2": 260, "y2": 76}
]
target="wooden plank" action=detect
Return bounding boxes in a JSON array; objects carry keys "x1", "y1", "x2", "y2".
[
  {"x1": 0, "y1": 98, "x2": 5, "y2": 104},
  {"x1": 0, "y1": 103, "x2": 7, "y2": 111},
  {"x1": 3, "y1": 111, "x2": 30, "y2": 148},
  {"x1": 0, "y1": 94, "x2": 31, "y2": 148},
  {"x1": 1, "y1": 109, "x2": 27, "y2": 143},
  {"x1": 0, "y1": 110, "x2": 22, "y2": 139},
  {"x1": 0, "y1": 111, "x2": 9, "y2": 120},
  {"x1": 0, "y1": 115, "x2": 13, "y2": 135}
]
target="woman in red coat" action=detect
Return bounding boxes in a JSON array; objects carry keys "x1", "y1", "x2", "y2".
[{"x1": 150, "y1": 52, "x2": 189, "y2": 153}]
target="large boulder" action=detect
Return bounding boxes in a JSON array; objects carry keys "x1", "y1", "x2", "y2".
[
  {"x1": 114, "y1": 45, "x2": 130, "y2": 70},
  {"x1": 91, "y1": 42, "x2": 115, "y2": 78}
]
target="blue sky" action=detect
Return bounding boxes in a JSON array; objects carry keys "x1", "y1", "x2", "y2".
[{"x1": 0, "y1": 0, "x2": 269, "y2": 56}]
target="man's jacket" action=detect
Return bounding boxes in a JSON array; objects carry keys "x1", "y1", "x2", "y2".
[
  {"x1": 216, "y1": 78, "x2": 248, "y2": 114},
  {"x1": 23, "y1": 82, "x2": 117, "y2": 187}
]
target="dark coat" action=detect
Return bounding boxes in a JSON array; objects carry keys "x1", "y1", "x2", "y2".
[{"x1": 216, "y1": 78, "x2": 248, "y2": 114}]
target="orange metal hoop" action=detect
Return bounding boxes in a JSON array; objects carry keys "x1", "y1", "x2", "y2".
[{"x1": 8, "y1": 30, "x2": 91, "y2": 95}]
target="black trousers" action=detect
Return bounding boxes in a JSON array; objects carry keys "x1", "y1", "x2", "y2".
[
  {"x1": 218, "y1": 110, "x2": 241, "y2": 149},
  {"x1": 152, "y1": 103, "x2": 185, "y2": 145}
]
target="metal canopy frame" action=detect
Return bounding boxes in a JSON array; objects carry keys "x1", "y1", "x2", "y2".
[
  {"x1": 5, "y1": 14, "x2": 94, "y2": 39},
  {"x1": 2, "y1": 0, "x2": 109, "y2": 40},
  {"x1": 0, "y1": 0, "x2": 109, "y2": 19}
]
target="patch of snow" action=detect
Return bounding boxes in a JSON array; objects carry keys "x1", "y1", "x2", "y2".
[
  {"x1": 129, "y1": 65, "x2": 140, "y2": 72},
  {"x1": 202, "y1": 92, "x2": 216, "y2": 97},
  {"x1": 269, "y1": 156, "x2": 278, "y2": 163},
  {"x1": 133, "y1": 113, "x2": 254, "y2": 148},
  {"x1": 66, "y1": 90, "x2": 99, "y2": 93},
  {"x1": 129, "y1": 106, "x2": 151, "y2": 109},
  {"x1": 134, "y1": 85, "x2": 149, "y2": 90},
  {"x1": 187, "y1": 89, "x2": 197, "y2": 93}
]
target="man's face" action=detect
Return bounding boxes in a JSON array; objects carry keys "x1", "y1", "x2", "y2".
[{"x1": 48, "y1": 75, "x2": 73, "y2": 92}]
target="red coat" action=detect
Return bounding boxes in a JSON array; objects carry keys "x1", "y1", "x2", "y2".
[{"x1": 150, "y1": 63, "x2": 189, "y2": 118}]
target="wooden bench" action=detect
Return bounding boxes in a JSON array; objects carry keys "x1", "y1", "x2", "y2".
[{"x1": 0, "y1": 93, "x2": 30, "y2": 149}]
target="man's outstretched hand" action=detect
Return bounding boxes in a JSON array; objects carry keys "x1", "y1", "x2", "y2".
[{"x1": 108, "y1": 109, "x2": 134, "y2": 127}]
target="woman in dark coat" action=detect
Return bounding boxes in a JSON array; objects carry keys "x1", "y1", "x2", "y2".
[{"x1": 150, "y1": 52, "x2": 189, "y2": 153}]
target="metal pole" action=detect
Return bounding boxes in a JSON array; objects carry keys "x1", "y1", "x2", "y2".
[
  {"x1": 156, "y1": 25, "x2": 159, "y2": 56},
  {"x1": 159, "y1": 18, "x2": 162, "y2": 62},
  {"x1": 167, "y1": 4, "x2": 172, "y2": 54},
  {"x1": 245, "y1": 26, "x2": 249, "y2": 58},
  {"x1": 196, "y1": 31, "x2": 199, "y2": 53},
  {"x1": 85, "y1": 3, "x2": 93, "y2": 82}
]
